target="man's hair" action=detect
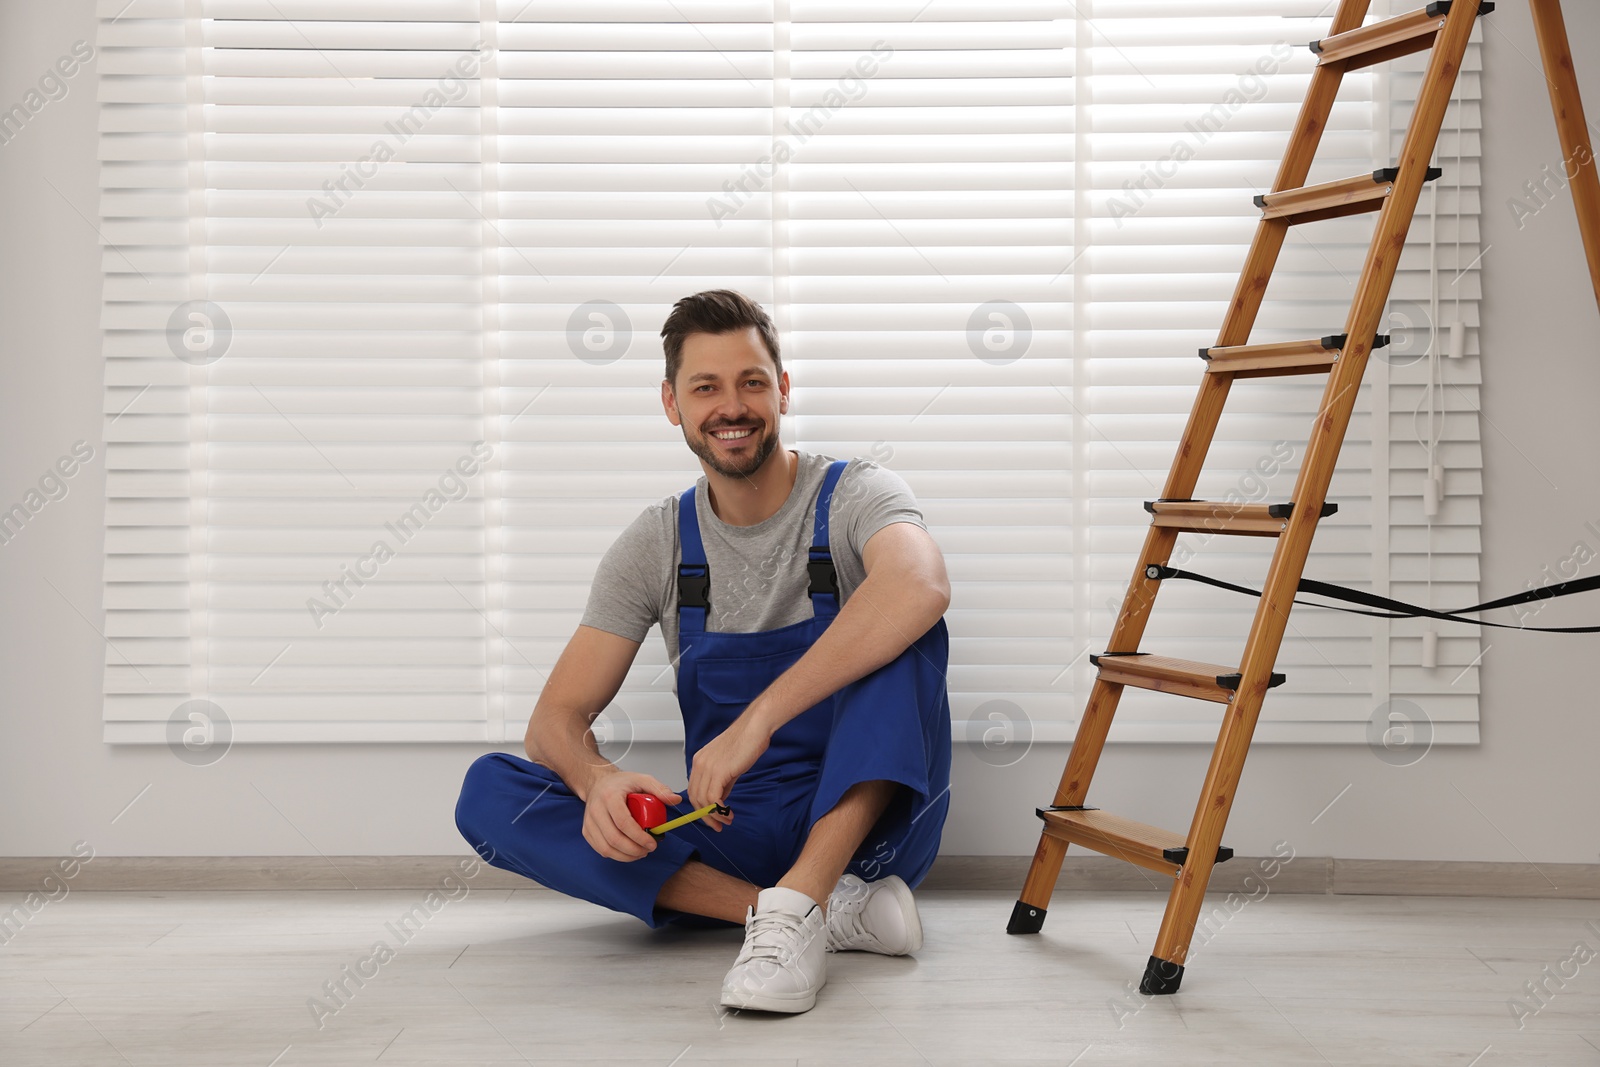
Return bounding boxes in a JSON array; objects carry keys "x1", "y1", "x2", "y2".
[{"x1": 660, "y1": 289, "x2": 782, "y2": 390}]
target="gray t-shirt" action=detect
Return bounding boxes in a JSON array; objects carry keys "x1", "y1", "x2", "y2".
[{"x1": 580, "y1": 450, "x2": 928, "y2": 680}]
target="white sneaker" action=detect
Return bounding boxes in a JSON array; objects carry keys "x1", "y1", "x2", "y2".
[
  {"x1": 719, "y1": 886, "x2": 827, "y2": 1014},
  {"x1": 824, "y1": 873, "x2": 923, "y2": 955}
]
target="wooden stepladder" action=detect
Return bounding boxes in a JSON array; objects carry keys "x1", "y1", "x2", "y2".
[{"x1": 1008, "y1": 0, "x2": 1600, "y2": 994}]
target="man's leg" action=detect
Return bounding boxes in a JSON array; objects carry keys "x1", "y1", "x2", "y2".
[
  {"x1": 657, "y1": 779, "x2": 897, "y2": 922},
  {"x1": 715, "y1": 779, "x2": 901, "y2": 1012},
  {"x1": 798, "y1": 619, "x2": 953, "y2": 893},
  {"x1": 656, "y1": 860, "x2": 760, "y2": 924},
  {"x1": 456, "y1": 753, "x2": 709, "y2": 929},
  {"x1": 776, "y1": 779, "x2": 898, "y2": 911}
]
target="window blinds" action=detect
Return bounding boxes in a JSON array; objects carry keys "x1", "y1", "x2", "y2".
[
  {"x1": 1075, "y1": 2, "x2": 1485, "y2": 744},
  {"x1": 98, "y1": 0, "x2": 1483, "y2": 746}
]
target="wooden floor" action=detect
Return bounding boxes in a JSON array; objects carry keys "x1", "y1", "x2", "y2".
[{"x1": 2, "y1": 887, "x2": 1597, "y2": 1065}]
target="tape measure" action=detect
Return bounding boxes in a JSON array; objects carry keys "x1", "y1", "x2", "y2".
[{"x1": 626, "y1": 793, "x2": 732, "y2": 836}]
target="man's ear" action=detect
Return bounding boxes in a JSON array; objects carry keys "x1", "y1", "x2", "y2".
[{"x1": 661, "y1": 379, "x2": 682, "y2": 426}]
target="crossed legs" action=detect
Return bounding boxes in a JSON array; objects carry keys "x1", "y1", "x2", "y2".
[{"x1": 654, "y1": 779, "x2": 898, "y2": 924}]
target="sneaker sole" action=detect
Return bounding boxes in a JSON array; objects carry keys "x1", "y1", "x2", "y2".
[{"x1": 719, "y1": 983, "x2": 820, "y2": 1014}]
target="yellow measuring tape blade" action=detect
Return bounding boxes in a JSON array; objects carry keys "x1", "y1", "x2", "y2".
[{"x1": 648, "y1": 802, "x2": 730, "y2": 836}]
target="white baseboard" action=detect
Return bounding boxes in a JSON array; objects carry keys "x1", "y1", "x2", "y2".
[{"x1": 2, "y1": 854, "x2": 1596, "y2": 898}]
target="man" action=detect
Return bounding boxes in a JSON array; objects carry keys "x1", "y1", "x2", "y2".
[{"x1": 455, "y1": 289, "x2": 953, "y2": 1015}]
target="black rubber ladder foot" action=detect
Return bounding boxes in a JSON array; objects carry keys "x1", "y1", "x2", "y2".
[
  {"x1": 1140, "y1": 955, "x2": 1185, "y2": 995},
  {"x1": 1007, "y1": 899, "x2": 1047, "y2": 934}
]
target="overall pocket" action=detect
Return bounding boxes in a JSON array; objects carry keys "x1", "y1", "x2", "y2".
[{"x1": 692, "y1": 651, "x2": 833, "y2": 769}]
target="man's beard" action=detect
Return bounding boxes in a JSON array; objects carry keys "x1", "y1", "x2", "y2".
[{"x1": 684, "y1": 419, "x2": 780, "y2": 479}]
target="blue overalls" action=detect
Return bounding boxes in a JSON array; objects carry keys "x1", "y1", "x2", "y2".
[{"x1": 455, "y1": 460, "x2": 952, "y2": 929}]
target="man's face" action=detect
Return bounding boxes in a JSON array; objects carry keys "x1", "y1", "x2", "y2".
[{"x1": 662, "y1": 327, "x2": 788, "y2": 480}]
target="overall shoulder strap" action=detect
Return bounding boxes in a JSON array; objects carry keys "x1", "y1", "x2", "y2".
[
  {"x1": 808, "y1": 460, "x2": 848, "y2": 617},
  {"x1": 677, "y1": 484, "x2": 709, "y2": 636}
]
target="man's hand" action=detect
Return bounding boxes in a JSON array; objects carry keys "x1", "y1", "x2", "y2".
[
  {"x1": 583, "y1": 771, "x2": 682, "y2": 862},
  {"x1": 687, "y1": 712, "x2": 770, "y2": 818}
]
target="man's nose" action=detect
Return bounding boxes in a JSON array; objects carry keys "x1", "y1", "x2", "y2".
[{"x1": 712, "y1": 396, "x2": 750, "y2": 419}]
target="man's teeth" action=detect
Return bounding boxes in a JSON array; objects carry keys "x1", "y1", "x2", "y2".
[{"x1": 712, "y1": 428, "x2": 754, "y2": 440}]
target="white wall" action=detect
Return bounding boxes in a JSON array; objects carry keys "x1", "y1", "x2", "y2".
[{"x1": 3, "y1": 1, "x2": 1596, "y2": 863}]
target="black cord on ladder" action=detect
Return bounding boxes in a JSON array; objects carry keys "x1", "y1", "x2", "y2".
[{"x1": 1145, "y1": 564, "x2": 1600, "y2": 633}]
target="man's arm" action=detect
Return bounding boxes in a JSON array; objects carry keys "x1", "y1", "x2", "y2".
[
  {"x1": 745, "y1": 521, "x2": 950, "y2": 739},
  {"x1": 525, "y1": 624, "x2": 643, "y2": 803}
]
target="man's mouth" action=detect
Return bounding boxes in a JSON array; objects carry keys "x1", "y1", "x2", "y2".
[{"x1": 708, "y1": 426, "x2": 757, "y2": 443}]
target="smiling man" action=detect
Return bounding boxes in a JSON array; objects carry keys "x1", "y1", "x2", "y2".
[{"x1": 455, "y1": 289, "x2": 953, "y2": 1015}]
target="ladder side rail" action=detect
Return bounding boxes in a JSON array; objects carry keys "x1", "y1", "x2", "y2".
[{"x1": 1529, "y1": 0, "x2": 1600, "y2": 315}]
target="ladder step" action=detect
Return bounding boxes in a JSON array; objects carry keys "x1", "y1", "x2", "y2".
[
  {"x1": 1255, "y1": 167, "x2": 1443, "y2": 224},
  {"x1": 1090, "y1": 652, "x2": 1286, "y2": 704},
  {"x1": 1311, "y1": 1, "x2": 1495, "y2": 71},
  {"x1": 1035, "y1": 806, "x2": 1234, "y2": 876},
  {"x1": 1143, "y1": 498, "x2": 1337, "y2": 536},
  {"x1": 1201, "y1": 333, "x2": 1392, "y2": 378}
]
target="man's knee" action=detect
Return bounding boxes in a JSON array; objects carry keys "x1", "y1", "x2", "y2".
[
  {"x1": 457, "y1": 751, "x2": 509, "y2": 803},
  {"x1": 455, "y1": 753, "x2": 523, "y2": 861}
]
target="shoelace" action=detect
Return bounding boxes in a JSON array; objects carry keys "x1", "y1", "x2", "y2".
[
  {"x1": 826, "y1": 886, "x2": 872, "y2": 949},
  {"x1": 828, "y1": 906, "x2": 872, "y2": 950},
  {"x1": 742, "y1": 909, "x2": 810, "y2": 965}
]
